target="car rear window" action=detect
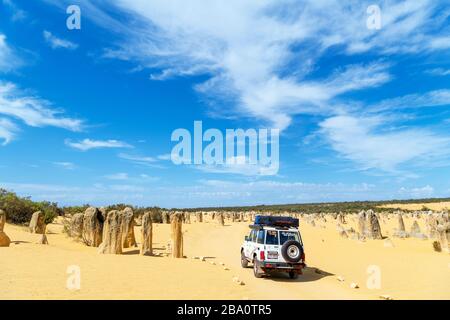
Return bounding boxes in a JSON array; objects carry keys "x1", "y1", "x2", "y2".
[
  {"x1": 280, "y1": 231, "x2": 300, "y2": 245},
  {"x1": 265, "y1": 230, "x2": 279, "y2": 245}
]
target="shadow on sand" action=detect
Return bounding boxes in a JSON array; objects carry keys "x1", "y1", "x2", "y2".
[{"x1": 261, "y1": 266, "x2": 334, "y2": 283}]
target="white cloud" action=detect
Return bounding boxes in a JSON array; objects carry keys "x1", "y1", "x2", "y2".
[
  {"x1": 0, "y1": 118, "x2": 18, "y2": 145},
  {"x1": 43, "y1": 30, "x2": 78, "y2": 50},
  {"x1": 157, "y1": 153, "x2": 171, "y2": 161},
  {"x1": 398, "y1": 185, "x2": 434, "y2": 198},
  {"x1": 0, "y1": 82, "x2": 83, "y2": 131},
  {"x1": 104, "y1": 172, "x2": 129, "y2": 180},
  {"x1": 118, "y1": 153, "x2": 165, "y2": 168},
  {"x1": 369, "y1": 89, "x2": 450, "y2": 112},
  {"x1": 66, "y1": 139, "x2": 132, "y2": 151},
  {"x1": 428, "y1": 36, "x2": 450, "y2": 50},
  {"x1": 426, "y1": 68, "x2": 450, "y2": 77},
  {"x1": 55, "y1": 0, "x2": 449, "y2": 130},
  {"x1": 2, "y1": 0, "x2": 26, "y2": 21},
  {"x1": 0, "y1": 34, "x2": 21, "y2": 72},
  {"x1": 0, "y1": 34, "x2": 84, "y2": 145},
  {"x1": 319, "y1": 115, "x2": 450, "y2": 173},
  {"x1": 53, "y1": 161, "x2": 76, "y2": 170}
]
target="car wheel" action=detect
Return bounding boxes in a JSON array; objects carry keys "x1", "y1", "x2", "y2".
[
  {"x1": 241, "y1": 251, "x2": 248, "y2": 268},
  {"x1": 253, "y1": 260, "x2": 262, "y2": 278},
  {"x1": 289, "y1": 271, "x2": 298, "y2": 279}
]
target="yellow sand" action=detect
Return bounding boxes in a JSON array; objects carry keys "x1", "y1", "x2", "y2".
[
  {"x1": 379, "y1": 202, "x2": 450, "y2": 211},
  {"x1": 0, "y1": 215, "x2": 449, "y2": 300}
]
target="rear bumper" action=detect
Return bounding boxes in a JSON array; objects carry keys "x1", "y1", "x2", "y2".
[{"x1": 258, "y1": 260, "x2": 306, "y2": 273}]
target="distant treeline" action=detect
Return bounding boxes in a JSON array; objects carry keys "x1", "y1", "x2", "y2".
[{"x1": 180, "y1": 198, "x2": 450, "y2": 214}]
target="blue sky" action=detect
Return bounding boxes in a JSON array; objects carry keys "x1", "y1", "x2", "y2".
[{"x1": 0, "y1": 0, "x2": 449, "y2": 208}]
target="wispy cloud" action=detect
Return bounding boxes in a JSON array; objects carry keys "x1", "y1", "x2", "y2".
[
  {"x1": 56, "y1": 0, "x2": 449, "y2": 130},
  {"x1": 319, "y1": 115, "x2": 450, "y2": 173},
  {"x1": 426, "y1": 68, "x2": 450, "y2": 77},
  {"x1": 398, "y1": 185, "x2": 434, "y2": 198},
  {"x1": 368, "y1": 89, "x2": 450, "y2": 112},
  {"x1": 53, "y1": 161, "x2": 76, "y2": 170},
  {"x1": 118, "y1": 153, "x2": 165, "y2": 168},
  {"x1": 43, "y1": 30, "x2": 78, "y2": 50},
  {"x1": 0, "y1": 34, "x2": 22, "y2": 72},
  {"x1": 0, "y1": 82, "x2": 83, "y2": 130},
  {"x1": 0, "y1": 118, "x2": 18, "y2": 145},
  {"x1": 104, "y1": 172, "x2": 129, "y2": 180},
  {"x1": 2, "y1": 0, "x2": 26, "y2": 21},
  {"x1": 66, "y1": 139, "x2": 132, "y2": 151}
]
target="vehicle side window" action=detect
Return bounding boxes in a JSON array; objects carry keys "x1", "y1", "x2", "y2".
[
  {"x1": 257, "y1": 230, "x2": 265, "y2": 244},
  {"x1": 265, "y1": 230, "x2": 279, "y2": 245},
  {"x1": 251, "y1": 230, "x2": 257, "y2": 242}
]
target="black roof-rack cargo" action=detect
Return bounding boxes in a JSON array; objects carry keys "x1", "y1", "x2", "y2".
[{"x1": 251, "y1": 215, "x2": 299, "y2": 228}]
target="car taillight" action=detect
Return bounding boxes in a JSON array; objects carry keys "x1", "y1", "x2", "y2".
[{"x1": 260, "y1": 251, "x2": 265, "y2": 260}]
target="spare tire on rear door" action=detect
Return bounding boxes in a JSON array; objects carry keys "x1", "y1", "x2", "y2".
[{"x1": 281, "y1": 240, "x2": 303, "y2": 263}]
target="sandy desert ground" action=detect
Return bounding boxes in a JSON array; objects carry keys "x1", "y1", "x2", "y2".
[{"x1": 1, "y1": 213, "x2": 449, "y2": 300}]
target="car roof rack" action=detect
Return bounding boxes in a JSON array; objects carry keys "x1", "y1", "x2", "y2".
[{"x1": 252, "y1": 215, "x2": 299, "y2": 228}]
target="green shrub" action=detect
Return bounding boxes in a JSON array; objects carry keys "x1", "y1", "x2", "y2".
[{"x1": 0, "y1": 188, "x2": 61, "y2": 225}]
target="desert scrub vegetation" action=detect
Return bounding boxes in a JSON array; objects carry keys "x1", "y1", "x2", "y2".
[
  {"x1": 0, "y1": 188, "x2": 61, "y2": 225},
  {"x1": 183, "y1": 198, "x2": 450, "y2": 214}
]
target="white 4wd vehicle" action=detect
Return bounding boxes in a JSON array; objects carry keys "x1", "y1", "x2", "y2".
[{"x1": 240, "y1": 216, "x2": 306, "y2": 279}]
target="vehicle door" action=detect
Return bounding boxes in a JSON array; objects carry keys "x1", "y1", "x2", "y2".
[
  {"x1": 264, "y1": 230, "x2": 283, "y2": 263},
  {"x1": 244, "y1": 230, "x2": 255, "y2": 258}
]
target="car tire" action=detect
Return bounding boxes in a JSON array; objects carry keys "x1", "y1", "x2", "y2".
[
  {"x1": 253, "y1": 260, "x2": 262, "y2": 278},
  {"x1": 241, "y1": 251, "x2": 248, "y2": 268},
  {"x1": 281, "y1": 240, "x2": 303, "y2": 263},
  {"x1": 289, "y1": 271, "x2": 298, "y2": 279}
]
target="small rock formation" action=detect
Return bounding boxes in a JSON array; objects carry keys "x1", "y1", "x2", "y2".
[
  {"x1": 350, "y1": 282, "x2": 359, "y2": 289},
  {"x1": 140, "y1": 212, "x2": 153, "y2": 256},
  {"x1": 162, "y1": 211, "x2": 170, "y2": 224},
  {"x1": 217, "y1": 213, "x2": 225, "y2": 226},
  {"x1": 0, "y1": 210, "x2": 11, "y2": 247},
  {"x1": 98, "y1": 210, "x2": 123, "y2": 255},
  {"x1": 82, "y1": 207, "x2": 104, "y2": 247},
  {"x1": 426, "y1": 213, "x2": 438, "y2": 238},
  {"x1": 358, "y1": 211, "x2": 366, "y2": 237},
  {"x1": 337, "y1": 212, "x2": 346, "y2": 224},
  {"x1": 384, "y1": 238, "x2": 395, "y2": 248},
  {"x1": 432, "y1": 241, "x2": 442, "y2": 252},
  {"x1": 366, "y1": 210, "x2": 383, "y2": 240},
  {"x1": 397, "y1": 213, "x2": 406, "y2": 232},
  {"x1": 410, "y1": 220, "x2": 421, "y2": 235},
  {"x1": 336, "y1": 224, "x2": 348, "y2": 238},
  {"x1": 437, "y1": 224, "x2": 449, "y2": 253},
  {"x1": 70, "y1": 213, "x2": 84, "y2": 238},
  {"x1": 170, "y1": 213, "x2": 183, "y2": 258},
  {"x1": 99, "y1": 207, "x2": 108, "y2": 222},
  {"x1": 339, "y1": 230, "x2": 348, "y2": 239},
  {"x1": 37, "y1": 234, "x2": 48, "y2": 245},
  {"x1": 29, "y1": 211, "x2": 46, "y2": 234},
  {"x1": 121, "y1": 207, "x2": 137, "y2": 248},
  {"x1": 196, "y1": 212, "x2": 203, "y2": 223},
  {"x1": 183, "y1": 212, "x2": 191, "y2": 224}
]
